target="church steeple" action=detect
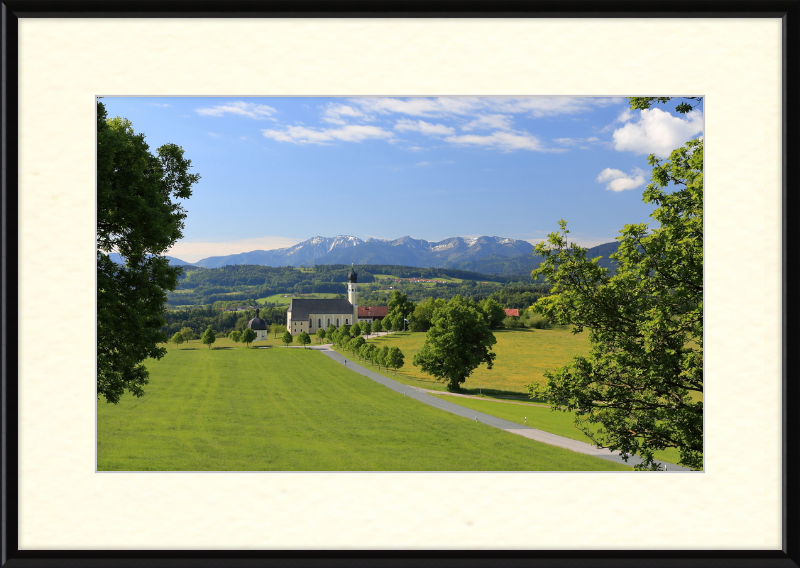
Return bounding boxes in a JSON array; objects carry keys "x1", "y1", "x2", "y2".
[{"x1": 347, "y1": 263, "x2": 358, "y2": 322}]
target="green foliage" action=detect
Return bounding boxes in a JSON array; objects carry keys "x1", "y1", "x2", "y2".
[
  {"x1": 350, "y1": 322, "x2": 362, "y2": 337},
  {"x1": 201, "y1": 326, "x2": 216, "y2": 349},
  {"x1": 229, "y1": 330, "x2": 242, "y2": 344},
  {"x1": 271, "y1": 323, "x2": 284, "y2": 339},
  {"x1": 386, "y1": 290, "x2": 413, "y2": 332},
  {"x1": 488, "y1": 285, "x2": 550, "y2": 311},
  {"x1": 241, "y1": 328, "x2": 257, "y2": 347},
  {"x1": 97, "y1": 102, "x2": 200, "y2": 404},
  {"x1": 362, "y1": 321, "x2": 372, "y2": 337},
  {"x1": 386, "y1": 347, "x2": 405, "y2": 374},
  {"x1": 170, "y1": 332, "x2": 185, "y2": 348},
  {"x1": 316, "y1": 328, "x2": 326, "y2": 344},
  {"x1": 531, "y1": 138, "x2": 703, "y2": 471},
  {"x1": 297, "y1": 331, "x2": 311, "y2": 348},
  {"x1": 281, "y1": 331, "x2": 293, "y2": 347},
  {"x1": 350, "y1": 336, "x2": 366, "y2": 354},
  {"x1": 180, "y1": 327, "x2": 195, "y2": 342},
  {"x1": 326, "y1": 323, "x2": 337, "y2": 340},
  {"x1": 372, "y1": 318, "x2": 383, "y2": 334},
  {"x1": 628, "y1": 96, "x2": 703, "y2": 115},
  {"x1": 412, "y1": 295, "x2": 497, "y2": 391},
  {"x1": 409, "y1": 297, "x2": 447, "y2": 332},
  {"x1": 478, "y1": 298, "x2": 506, "y2": 329},
  {"x1": 360, "y1": 343, "x2": 376, "y2": 364}
]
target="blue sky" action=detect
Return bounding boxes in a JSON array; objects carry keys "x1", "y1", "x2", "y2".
[{"x1": 100, "y1": 96, "x2": 703, "y2": 263}]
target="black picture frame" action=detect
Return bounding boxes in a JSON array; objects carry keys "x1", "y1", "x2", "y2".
[{"x1": 1, "y1": 1, "x2": 796, "y2": 567}]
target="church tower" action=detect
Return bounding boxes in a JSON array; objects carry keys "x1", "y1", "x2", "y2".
[{"x1": 347, "y1": 265, "x2": 358, "y2": 324}]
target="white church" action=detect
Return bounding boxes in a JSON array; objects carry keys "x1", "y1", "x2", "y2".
[{"x1": 285, "y1": 267, "x2": 361, "y2": 336}]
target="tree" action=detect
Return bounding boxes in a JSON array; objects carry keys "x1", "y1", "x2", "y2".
[
  {"x1": 530, "y1": 136, "x2": 703, "y2": 471},
  {"x1": 350, "y1": 322, "x2": 362, "y2": 338},
  {"x1": 229, "y1": 330, "x2": 242, "y2": 345},
  {"x1": 316, "y1": 328, "x2": 326, "y2": 344},
  {"x1": 180, "y1": 327, "x2": 195, "y2": 343},
  {"x1": 409, "y1": 297, "x2": 446, "y2": 332},
  {"x1": 326, "y1": 323, "x2": 337, "y2": 340},
  {"x1": 350, "y1": 336, "x2": 366, "y2": 355},
  {"x1": 387, "y1": 290, "x2": 413, "y2": 332},
  {"x1": 386, "y1": 347, "x2": 405, "y2": 375},
  {"x1": 362, "y1": 321, "x2": 372, "y2": 338},
  {"x1": 170, "y1": 332, "x2": 185, "y2": 349},
  {"x1": 376, "y1": 346, "x2": 389, "y2": 370},
  {"x1": 372, "y1": 318, "x2": 383, "y2": 334},
  {"x1": 97, "y1": 101, "x2": 200, "y2": 404},
  {"x1": 297, "y1": 331, "x2": 311, "y2": 348},
  {"x1": 360, "y1": 343, "x2": 376, "y2": 365},
  {"x1": 241, "y1": 328, "x2": 257, "y2": 348},
  {"x1": 201, "y1": 326, "x2": 216, "y2": 349},
  {"x1": 282, "y1": 331, "x2": 293, "y2": 347},
  {"x1": 478, "y1": 298, "x2": 506, "y2": 329},
  {"x1": 271, "y1": 323, "x2": 284, "y2": 339},
  {"x1": 413, "y1": 296, "x2": 496, "y2": 391}
]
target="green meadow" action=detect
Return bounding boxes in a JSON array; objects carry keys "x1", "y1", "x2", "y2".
[
  {"x1": 428, "y1": 395, "x2": 683, "y2": 466},
  {"x1": 257, "y1": 292, "x2": 340, "y2": 305},
  {"x1": 348, "y1": 328, "x2": 592, "y2": 396},
  {"x1": 97, "y1": 344, "x2": 630, "y2": 471}
]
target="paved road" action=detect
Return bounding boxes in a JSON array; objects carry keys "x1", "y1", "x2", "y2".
[{"x1": 315, "y1": 346, "x2": 692, "y2": 472}]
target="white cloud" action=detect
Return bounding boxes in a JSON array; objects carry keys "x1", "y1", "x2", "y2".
[
  {"x1": 461, "y1": 114, "x2": 514, "y2": 131},
  {"x1": 349, "y1": 96, "x2": 622, "y2": 119},
  {"x1": 444, "y1": 130, "x2": 553, "y2": 152},
  {"x1": 167, "y1": 236, "x2": 303, "y2": 263},
  {"x1": 596, "y1": 167, "x2": 647, "y2": 192},
  {"x1": 208, "y1": 132, "x2": 220, "y2": 137},
  {"x1": 416, "y1": 161, "x2": 431, "y2": 167},
  {"x1": 196, "y1": 101, "x2": 278, "y2": 120},
  {"x1": 612, "y1": 108, "x2": 703, "y2": 157},
  {"x1": 394, "y1": 119, "x2": 455, "y2": 136},
  {"x1": 322, "y1": 103, "x2": 371, "y2": 124},
  {"x1": 148, "y1": 103, "x2": 171, "y2": 107},
  {"x1": 261, "y1": 124, "x2": 394, "y2": 144}
]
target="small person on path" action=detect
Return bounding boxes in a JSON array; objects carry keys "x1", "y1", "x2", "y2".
[{"x1": 344, "y1": 360, "x2": 347, "y2": 366}]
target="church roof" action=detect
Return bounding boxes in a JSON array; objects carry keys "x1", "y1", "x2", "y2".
[
  {"x1": 358, "y1": 306, "x2": 388, "y2": 317},
  {"x1": 288, "y1": 298, "x2": 354, "y2": 319},
  {"x1": 248, "y1": 317, "x2": 268, "y2": 330},
  {"x1": 348, "y1": 268, "x2": 357, "y2": 283}
]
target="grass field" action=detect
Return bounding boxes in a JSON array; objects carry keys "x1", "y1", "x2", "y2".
[
  {"x1": 428, "y1": 394, "x2": 683, "y2": 467},
  {"x1": 345, "y1": 328, "x2": 591, "y2": 396},
  {"x1": 97, "y1": 346, "x2": 629, "y2": 471},
  {"x1": 257, "y1": 292, "x2": 340, "y2": 305}
]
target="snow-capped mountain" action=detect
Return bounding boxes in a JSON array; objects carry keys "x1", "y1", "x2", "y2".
[{"x1": 191, "y1": 235, "x2": 534, "y2": 269}]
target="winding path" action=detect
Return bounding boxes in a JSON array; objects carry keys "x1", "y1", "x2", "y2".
[{"x1": 305, "y1": 344, "x2": 691, "y2": 472}]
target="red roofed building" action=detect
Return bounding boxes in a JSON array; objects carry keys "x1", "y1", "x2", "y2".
[
  {"x1": 504, "y1": 309, "x2": 519, "y2": 317},
  {"x1": 358, "y1": 306, "x2": 389, "y2": 323}
]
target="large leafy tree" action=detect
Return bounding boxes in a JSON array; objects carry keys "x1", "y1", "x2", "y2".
[
  {"x1": 97, "y1": 101, "x2": 200, "y2": 404},
  {"x1": 531, "y1": 135, "x2": 703, "y2": 471},
  {"x1": 413, "y1": 295, "x2": 497, "y2": 391}
]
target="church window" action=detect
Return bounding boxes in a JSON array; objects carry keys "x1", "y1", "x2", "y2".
[
  {"x1": 345, "y1": 319, "x2": 349, "y2": 325},
  {"x1": 318, "y1": 319, "x2": 321, "y2": 328},
  {"x1": 336, "y1": 318, "x2": 339, "y2": 327}
]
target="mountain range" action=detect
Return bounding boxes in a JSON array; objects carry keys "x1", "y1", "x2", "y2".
[
  {"x1": 189, "y1": 235, "x2": 537, "y2": 269},
  {"x1": 106, "y1": 235, "x2": 620, "y2": 276}
]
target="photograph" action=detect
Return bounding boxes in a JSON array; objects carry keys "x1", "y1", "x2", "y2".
[{"x1": 97, "y1": 95, "x2": 703, "y2": 473}]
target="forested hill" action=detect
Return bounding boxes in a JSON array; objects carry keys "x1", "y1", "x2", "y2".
[
  {"x1": 450, "y1": 241, "x2": 620, "y2": 275},
  {"x1": 165, "y1": 243, "x2": 620, "y2": 308}
]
